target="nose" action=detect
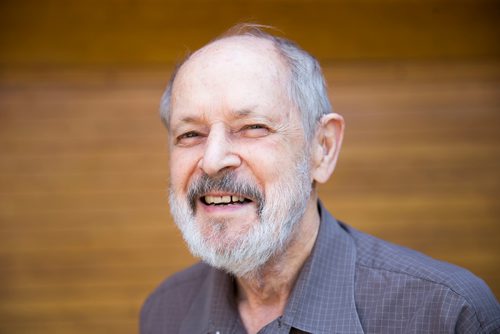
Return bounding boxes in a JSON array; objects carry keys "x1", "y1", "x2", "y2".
[{"x1": 199, "y1": 124, "x2": 241, "y2": 176}]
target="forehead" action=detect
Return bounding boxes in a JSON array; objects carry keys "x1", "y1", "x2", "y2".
[
  {"x1": 170, "y1": 37, "x2": 293, "y2": 125},
  {"x1": 179, "y1": 36, "x2": 285, "y2": 83}
]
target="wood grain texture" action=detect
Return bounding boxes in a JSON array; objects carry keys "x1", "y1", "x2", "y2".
[
  {"x1": 0, "y1": 61, "x2": 499, "y2": 333},
  {"x1": 0, "y1": 0, "x2": 499, "y2": 66}
]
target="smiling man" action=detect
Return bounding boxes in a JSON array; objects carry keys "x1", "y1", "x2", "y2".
[{"x1": 140, "y1": 25, "x2": 500, "y2": 334}]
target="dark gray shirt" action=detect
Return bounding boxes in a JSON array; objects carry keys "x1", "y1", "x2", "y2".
[{"x1": 140, "y1": 203, "x2": 500, "y2": 333}]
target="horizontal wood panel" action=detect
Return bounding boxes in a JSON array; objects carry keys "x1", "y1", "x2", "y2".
[{"x1": 1, "y1": 0, "x2": 499, "y2": 65}]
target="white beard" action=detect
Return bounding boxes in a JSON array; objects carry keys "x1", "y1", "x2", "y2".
[{"x1": 169, "y1": 153, "x2": 312, "y2": 278}]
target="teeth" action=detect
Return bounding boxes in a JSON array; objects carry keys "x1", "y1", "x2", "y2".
[{"x1": 204, "y1": 195, "x2": 246, "y2": 204}]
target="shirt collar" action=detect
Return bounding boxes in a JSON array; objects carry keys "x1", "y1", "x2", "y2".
[
  {"x1": 281, "y1": 202, "x2": 364, "y2": 333},
  {"x1": 179, "y1": 267, "x2": 240, "y2": 334},
  {"x1": 179, "y1": 201, "x2": 364, "y2": 334}
]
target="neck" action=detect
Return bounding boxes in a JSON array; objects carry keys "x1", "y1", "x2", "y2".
[{"x1": 235, "y1": 196, "x2": 320, "y2": 333}]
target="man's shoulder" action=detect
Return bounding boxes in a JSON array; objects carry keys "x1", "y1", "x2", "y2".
[
  {"x1": 349, "y1": 225, "x2": 472, "y2": 284},
  {"x1": 344, "y1": 224, "x2": 500, "y2": 332},
  {"x1": 347, "y1": 224, "x2": 488, "y2": 293},
  {"x1": 142, "y1": 261, "x2": 210, "y2": 306},
  {"x1": 149, "y1": 261, "x2": 210, "y2": 294},
  {"x1": 140, "y1": 262, "x2": 211, "y2": 333}
]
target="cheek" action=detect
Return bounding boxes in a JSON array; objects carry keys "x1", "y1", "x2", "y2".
[
  {"x1": 169, "y1": 148, "x2": 201, "y2": 192},
  {"x1": 239, "y1": 141, "x2": 292, "y2": 181}
]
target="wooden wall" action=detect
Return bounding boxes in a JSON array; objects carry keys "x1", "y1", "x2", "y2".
[
  {"x1": 0, "y1": 1, "x2": 499, "y2": 333},
  {"x1": 1, "y1": 0, "x2": 499, "y2": 66}
]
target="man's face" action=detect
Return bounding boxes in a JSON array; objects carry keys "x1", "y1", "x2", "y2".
[{"x1": 167, "y1": 37, "x2": 313, "y2": 276}]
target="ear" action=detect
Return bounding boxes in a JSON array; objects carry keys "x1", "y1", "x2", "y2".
[{"x1": 311, "y1": 113, "x2": 345, "y2": 183}]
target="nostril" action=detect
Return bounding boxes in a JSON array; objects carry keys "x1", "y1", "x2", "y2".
[{"x1": 200, "y1": 152, "x2": 241, "y2": 176}]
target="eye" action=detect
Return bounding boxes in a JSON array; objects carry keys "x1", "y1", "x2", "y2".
[
  {"x1": 175, "y1": 131, "x2": 202, "y2": 145},
  {"x1": 239, "y1": 124, "x2": 271, "y2": 138},
  {"x1": 179, "y1": 131, "x2": 199, "y2": 139},
  {"x1": 245, "y1": 124, "x2": 265, "y2": 130}
]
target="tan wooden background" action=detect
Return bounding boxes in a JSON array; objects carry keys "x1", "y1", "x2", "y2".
[{"x1": 0, "y1": 1, "x2": 499, "y2": 333}]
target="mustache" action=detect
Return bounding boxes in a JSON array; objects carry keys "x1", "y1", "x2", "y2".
[{"x1": 187, "y1": 171, "x2": 264, "y2": 214}]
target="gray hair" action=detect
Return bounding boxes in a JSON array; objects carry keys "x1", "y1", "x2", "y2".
[{"x1": 160, "y1": 23, "x2": 333, "y2": 140}]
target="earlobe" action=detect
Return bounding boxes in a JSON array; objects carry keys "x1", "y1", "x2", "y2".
[{"x1": 311, "y1": 113, "x2": 345, "y2": 183}]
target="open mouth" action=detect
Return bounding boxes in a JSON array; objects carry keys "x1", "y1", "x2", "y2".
[{"x1": 201, "y1": 195, "x2": 253, "y2": 206}]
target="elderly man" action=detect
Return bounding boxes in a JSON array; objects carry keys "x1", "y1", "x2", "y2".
[{"x1": 141, "y1": 25, "x2": 500, "y2": 333}]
